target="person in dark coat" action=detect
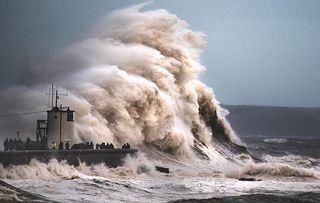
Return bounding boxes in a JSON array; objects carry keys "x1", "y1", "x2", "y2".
[
  {"x1": 9, "y1": 139, "x2": 13, "y2": 151},
  {"x1": 4, "y1": 138, "x2": 8, "y2": 151},
  {"x1": 65, "y1": 142, "x2": 70, "y2": 150},
  {"x1": 59, "y1": 141, "x2": 63, "y2": 150},
  {"x1": 26, "y1": 137, "x2": 31, "y2": 150},
  {"x1": 13, "y1": 138, "x2": 17, "y2": 150}
]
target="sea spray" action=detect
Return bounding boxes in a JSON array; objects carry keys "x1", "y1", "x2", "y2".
[
  {"x1": 0, "y1": 4, "x2": 319, "y2": 203},
  {"x1": 0, "y1": 4, "x2": 245, "y2": 164}
]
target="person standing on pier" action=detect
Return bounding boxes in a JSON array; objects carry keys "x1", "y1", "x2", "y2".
[{"x1": 52, "y1": 142, "x2": 56, "y2": 150}]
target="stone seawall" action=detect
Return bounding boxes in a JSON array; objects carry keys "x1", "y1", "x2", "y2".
[{"x1": 0, "y1": 149, "x2": 137, "y2": 167}]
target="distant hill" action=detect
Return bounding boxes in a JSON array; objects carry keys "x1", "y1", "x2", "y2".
[{"x1": 222, "y1": 105, "x2": 320, "y2": 137}]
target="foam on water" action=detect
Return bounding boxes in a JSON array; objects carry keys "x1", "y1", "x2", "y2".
[
  {"x1": 0, "y1": 3, "x2": 319, "y2": 202},
  {"x1": 264, "y1": 138, "x2": 288, "y2": 143}
]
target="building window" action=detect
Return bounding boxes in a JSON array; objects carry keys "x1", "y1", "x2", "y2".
[{"x1": 67, "y1": 111, "x2": 73, "y2": 121}]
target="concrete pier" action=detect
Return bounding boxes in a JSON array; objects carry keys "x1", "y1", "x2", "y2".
[{"x1": 0, "y1": 149, "x2": 137, "y2": 167}]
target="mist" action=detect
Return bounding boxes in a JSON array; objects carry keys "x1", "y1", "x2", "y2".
[{"x1": 0, "y1": 4, "x2": 240, "y2": 160}]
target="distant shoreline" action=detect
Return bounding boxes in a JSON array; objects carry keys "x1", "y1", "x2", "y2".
[{"x1": 222, "y1": 105, "x2": 320, "y2": 138}]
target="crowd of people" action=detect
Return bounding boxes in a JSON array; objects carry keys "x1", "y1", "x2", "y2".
[
  {"x1": 3, "y1": 138, "x2": 23, "y2": 151},
  {"x1": 4, "y1": 139, "x2": 132, "y2": 151},
  {"x1": 122, "y1": 143, "x2": 131, "y2": 149},
  {"x1": 50, "y1": 141, "x2": 131, "y2": 150},
  {"x1": 70, "y1": 142, "x2": 94, "y2": 150},
  {"x1": 96, "y1": 142, "x2": 114, "y2": 149}
]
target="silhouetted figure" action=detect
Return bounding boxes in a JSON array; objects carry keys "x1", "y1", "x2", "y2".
[
  {"x1": 96, "y1": 143, "x2": 100, "y2": 150},
  {"x1": 89, "y1": 142, "x2": 94, "y2": 149},
  {"x1": 26, "y1": 137, "x2": 31, "y2": 150},
  {"x1": 65, "y1": 142, "x2": 70, "y2": 150},
  {"x1": 110, "y1": 143, "x2": 114, "y2": 149},
  {"x1": 13, "y1": 138, "x2": 17, "y2": 150},
  {"x1": 4, "y1": 138, "x2": 8, "y2": 151},
  {"x1": 122, "y1": 143, "x2": 130, "y2": 149},
  {"x1": 8, "y1": 139, "x2": 13, "y2": 151},
  {"x1": 101, "y1": 142, "x2": 105, "y2": 149},
  {"x1": 59, "y1": 141, "x2": 63, "y2": 150}
]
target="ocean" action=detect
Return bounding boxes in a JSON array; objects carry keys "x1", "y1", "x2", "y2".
[
  {"x1": 0, "y1": 135, "x2": 319, "y2": 203},
  {"x1": 0, "y1": 3, "x2": 319, "y2": 203}
]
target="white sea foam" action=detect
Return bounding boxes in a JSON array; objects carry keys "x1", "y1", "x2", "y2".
[
  {"x1": 0, "y1": 3, "x2": 241, "y2": 161},
  {"x1": 264, "y1": 138, "x2": 288, "y2": 143},
  {"x1": 0, "y1": 4, "x2": 319, "y2": 202},
  {"x1": 0, "y1": 4, "x2": 318, "y2": 183}
]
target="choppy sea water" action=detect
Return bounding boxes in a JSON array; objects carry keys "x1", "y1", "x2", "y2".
[
  {"x1": 1, "y1": 135, "x2": 320, "y2": 203},
  {"x1": 1, "y1": 4, "x2": 319, "y2": 202}
]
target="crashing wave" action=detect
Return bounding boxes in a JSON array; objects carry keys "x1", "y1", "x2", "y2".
[
  {"x1": 0, "y1": 3, "x2": 246, "y2": 167},
  {"x1": 3, "y1": 4, "x2": 317, "y2": 183}
]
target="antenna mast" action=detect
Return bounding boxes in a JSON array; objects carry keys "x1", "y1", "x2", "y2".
[
  {"x1": 55, "y1": 89, "x2": 58, "y2": 107},
  {"x1": 47, "y1": 84, "x2": 68, "y2": 109},
  {"x1": 46, "y1": 83, "x2": 56, "y2": 109},
  {"x1": 54, "y1": 87, "x2": 68, "y2": 108},
  {"x1": 51, "y1": 83, "x2": 54, "y2": 109}
]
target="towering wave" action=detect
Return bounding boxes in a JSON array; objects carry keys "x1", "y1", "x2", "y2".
[
  {"x1": 1, "y1": 4, "x2": 320, "y2": 184},
  {"x1": 0, "y1": 4, "x2": 246, "y2": 165}
]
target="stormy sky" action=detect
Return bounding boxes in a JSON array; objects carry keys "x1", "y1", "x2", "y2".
[{"x1": 1, "y1": 0, "x2": 320, "y2": 107}]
